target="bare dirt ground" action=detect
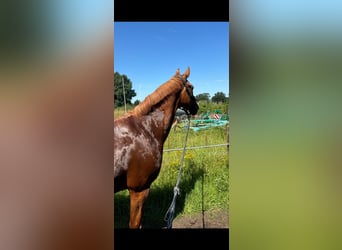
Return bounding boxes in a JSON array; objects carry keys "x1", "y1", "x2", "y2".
[{"x1": 171, "y1": 208, "x2": 229, "y2": 229}]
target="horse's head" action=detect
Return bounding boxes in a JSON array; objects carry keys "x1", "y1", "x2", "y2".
[{"x1": 176, "y1": 67, "x2": 199, "y2": 115}]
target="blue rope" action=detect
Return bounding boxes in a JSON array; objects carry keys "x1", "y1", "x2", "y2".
[{"x1": 164, "y1": 115, "x2": 191, "y2": 229}]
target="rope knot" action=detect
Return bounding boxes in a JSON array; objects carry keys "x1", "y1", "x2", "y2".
[{"x1": 173, "y1": 186, "x2": 180, "y2": 196}]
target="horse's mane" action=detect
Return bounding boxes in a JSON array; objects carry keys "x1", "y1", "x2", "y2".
[{"x1": 129, "y1": 74, "x2": 184, "y2": 116}]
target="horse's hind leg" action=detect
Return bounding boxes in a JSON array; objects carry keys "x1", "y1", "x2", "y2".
[{"x1": 128, "y1": 188, "x2": 150, "y2": 228}]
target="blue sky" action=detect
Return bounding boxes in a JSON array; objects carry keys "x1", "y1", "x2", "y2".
[
  {"x1": 114, "y1": 22, "x2": 229, "y2": 102},
  {"x1": 237, "y1": 0, "x2": 342, "y2": 37},
  {"x1": 51, "y1": 1, "x2": 112, "y2": 45}
]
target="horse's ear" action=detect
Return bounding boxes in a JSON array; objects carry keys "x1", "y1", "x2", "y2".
[
  {"x1": 175, "y1": 68, "x2": 180, "y2": 75},
  {"x1": 182, "y1": 66, "x2": 190, "y2": 79}
]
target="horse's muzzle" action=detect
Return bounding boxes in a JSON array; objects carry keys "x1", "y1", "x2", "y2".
[{"x1": 189, "y1": 102, "x2": 199, "y2": 115}]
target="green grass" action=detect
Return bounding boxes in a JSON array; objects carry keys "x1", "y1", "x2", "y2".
[
  {"x1": 114, "y1": 105, "x2": 134, "y2": 119},
  {"x1": 114, "y1": 123, "x2": 229, "y2": 228}
]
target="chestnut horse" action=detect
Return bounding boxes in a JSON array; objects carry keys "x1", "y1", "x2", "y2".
[{"x1": 114, "y1": 67, "x2": 199, "y2": 228}]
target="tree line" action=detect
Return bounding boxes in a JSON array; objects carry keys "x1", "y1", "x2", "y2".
[{"x1": 114, "y1": 71, "x2": 229, "y2": 107}]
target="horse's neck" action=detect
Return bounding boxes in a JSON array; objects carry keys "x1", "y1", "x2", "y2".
[{"x1": 152, "y1": 94, "x2": 180, "y2": 143}]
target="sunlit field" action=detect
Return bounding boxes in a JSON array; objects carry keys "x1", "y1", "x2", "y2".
[{"x1": 114, "y1": 106, "x2": 229, "y2": 228}]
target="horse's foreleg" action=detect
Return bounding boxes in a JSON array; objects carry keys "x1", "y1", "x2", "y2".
[{"x1": 128, "y1": 188, "x2": 150, "y2": 228}]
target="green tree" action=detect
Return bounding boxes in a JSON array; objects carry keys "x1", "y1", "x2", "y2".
[
  {"x1": 114, "y1": 72, "x2": 136, "y2": 107},
  {"x1": 195, "y1": 93, "x2": 210, "y2": 102},
  {"x1": 211, "y1": 91, "x2": 228, "y2": 103},
  {"x1": 133, "y1": 100, "x2": 140, "y2": 106}
]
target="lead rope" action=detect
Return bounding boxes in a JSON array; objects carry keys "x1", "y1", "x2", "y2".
[{"x1": 164, "y1": 112, "x2": 191, "y2": 229}]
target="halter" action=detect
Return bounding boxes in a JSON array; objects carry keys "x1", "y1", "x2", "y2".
[{"x1": 176, "y1": 75, "x2": 195, "y2": 102}]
